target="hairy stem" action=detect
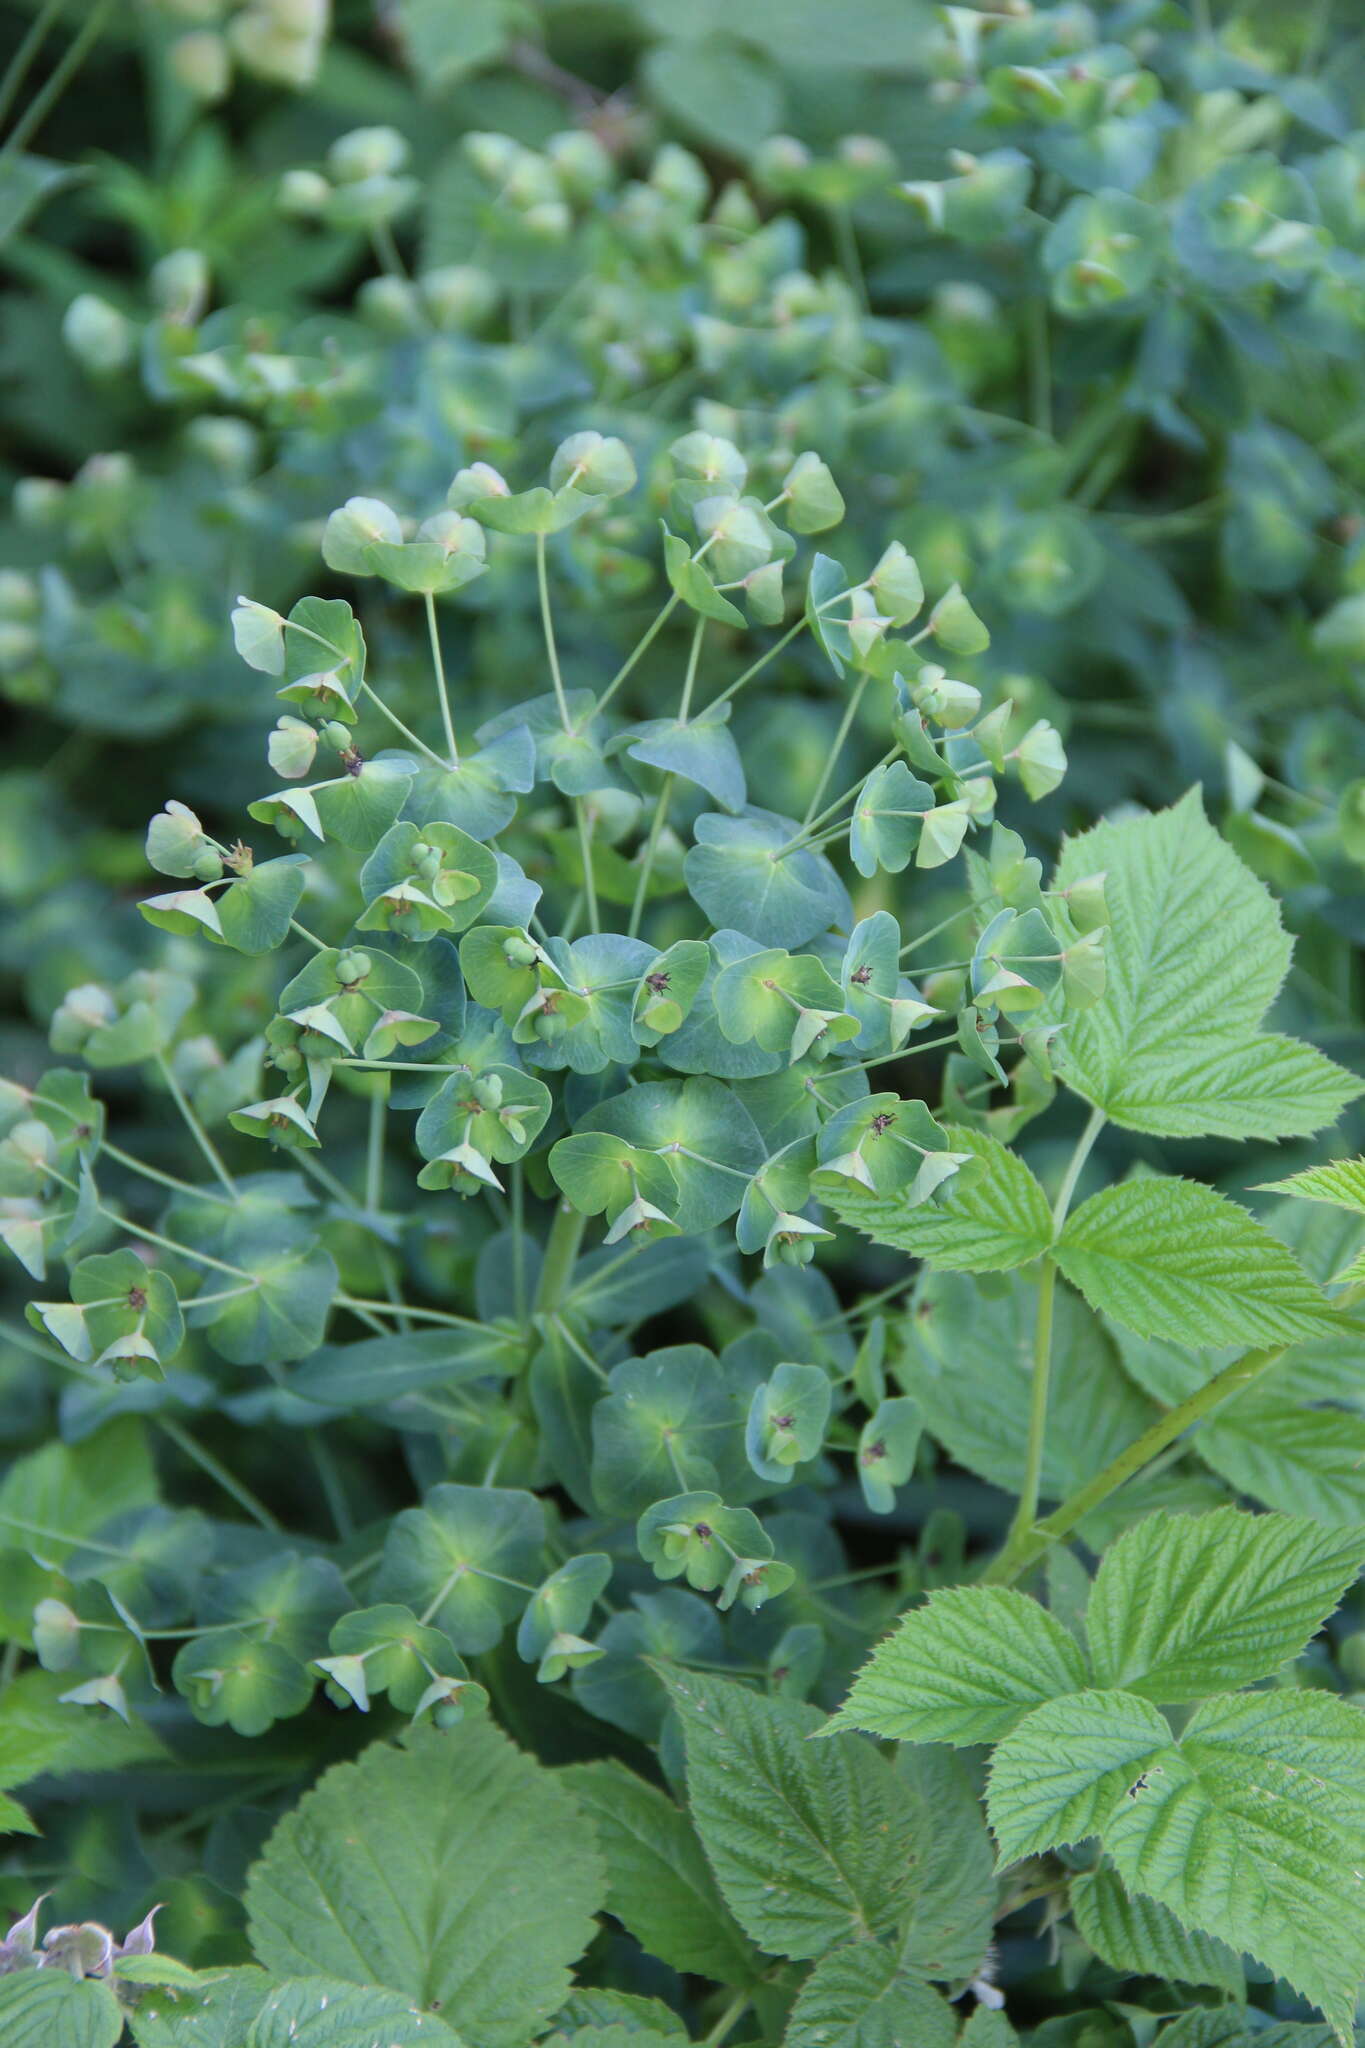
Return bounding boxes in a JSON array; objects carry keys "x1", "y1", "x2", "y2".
[{"x1": 999, "y1": 1107, "x2": 1106, "y2": 1556}]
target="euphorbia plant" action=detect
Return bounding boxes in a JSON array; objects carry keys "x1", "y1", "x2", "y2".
[{"x1": 4, "y1": 412, "x2": 1365, "y2": 2048}]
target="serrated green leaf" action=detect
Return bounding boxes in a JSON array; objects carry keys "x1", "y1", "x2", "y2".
[
  {"x1": 828, "y1": 1586, "x2": 1088, "y2": 1745},
  {"x1": 245, "y1": 1721, "x2": 604, "y2": 2048},
  {"x1": 1055, "y1": 1178, "x2": 1330, "y2": 1347},
  {"x1": 247, "y1": 1977, "x2": 465, "y2": 2047},
  {"x1": 1257, "y1": 1156, "x2": 1365, "y2": 1216},
  {"x1": 129, "y1": 1967, "x2": 274, "y2": 2048},
  {"x1": 1070, "y1": 1863, "x2": 1243, "y2": 1995},
  {"x1": 562, "y1": 1760, "x2": 761, "y2": 1985},
  {"x1": 894, "y1": 1746, "x2": 996, "y2": 1984},
  {"x1": 1054, "y1": 791, "x2": 1359, "y2": 1139},
  {"x1": 825, "y1": 1127, "x2": 1052, "y2": 1273},
  {"x1": 661, "y1": 1668, "x2": 924, "y2": 1959},
  {"x1": 1103, "y1": 1690, "x2": 1365, "y2": 2044},
  {"x1": 1085, "y1": 1507, "x2": 1365, "y2": 1700},
  {"x1": 986, "y1": 1689, "x2": 1172, "y2": 1864},
  {"x1": 0, "y1": 1971, "x2": 122, "y2": 2048},
  {"x1": 783, "y1": 1943, "x2": 958, "y2": 2048}
]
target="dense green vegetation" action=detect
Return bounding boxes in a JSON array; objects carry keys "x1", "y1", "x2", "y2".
[{"x1": 1, "y1": 3, "x2": 1364, "y2": 2045}]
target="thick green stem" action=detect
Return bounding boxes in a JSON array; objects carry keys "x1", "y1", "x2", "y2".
[
  {"x1": 983, "y1": 1342, "x2": 1287, "y2": 1585},
  {"x1": 998, "y1": 1108, "x2": 1105, "y2": 1558},
  {"x1": 535, "y1": 1201, "x2": 588, "y2": 1315},
  {"x1": 365, "y1": 1078, "x2": 388, "y2": 1216},
  {"x1": 359, "y1": 680, "x2": 447, "y2": 766}
]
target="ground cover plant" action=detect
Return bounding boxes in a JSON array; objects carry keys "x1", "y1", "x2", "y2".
[{"x1": 2, "y1": 3, "x2": 1365, "y2": 2046}]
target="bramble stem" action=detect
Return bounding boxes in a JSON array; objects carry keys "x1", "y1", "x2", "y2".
[
  {"x1": 156, "y1": 1053, "x2": 237, "y2": 1200},
  {"x1": 999, "y1": 1106, "x2": 1105, "y2": 1557},
  {"x1": 423, "y1": 592, "x2": 459, "y2": 767}
]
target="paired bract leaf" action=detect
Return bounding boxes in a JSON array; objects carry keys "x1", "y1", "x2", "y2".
[{"x1": 1054, "y1": 792, "x2": 1359, "y2": 1139}]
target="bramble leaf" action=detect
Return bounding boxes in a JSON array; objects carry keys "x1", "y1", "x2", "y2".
[
  {"x1": 660, "y1": 1668, "x2": 924, "y2": 1959},
  {"x1": 1084, "y1": 1507, "x2": 1365, "y2": 1700},
  {"x1": 1055, "y1": 1178, "x2": 1331, "y2": 1347},
  {"x1": 783, "y1": 1943, "x2": 958, "y2": 2048},
  {"x1": 245, "y1": 1721, "x2": 604, "y2": 2047},
  {"x1": 1054, "y1": 792, "x2": 1359, "y2": 1139},
  {"x1": 825, "y1": 1127, "x2": 1051, "y2": 1273},
  {"x1": 826, "y1": 1586, "x2": 1088, "y2": 1745}
]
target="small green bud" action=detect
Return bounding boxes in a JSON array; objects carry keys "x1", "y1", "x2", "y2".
[
  {"x1": 0, "y1": 571, "x2": 39, "y2": 622},
  {"x1": 150, "y1": 248, "x2": 210, "y2": 324},
  {"x1": 472, "y1": 1072, "x2": 504, "y2": 1110},
  {"x1": 328, "y1": 126, "x2": 409, "y2": 183},
  {"x1": 650, "y1": 144, "x2": 709, "y2": 214},
  {"x1": 278, "y1": 168, "x2": 331, "y2": 216},
  {"x1": 192, "y1": 848, "x2": 224, "y2": 883},
  {"x1": 185, "y1": 414, "x2": 259, "y2": 476},
  {"x1": 545, "y1": 130, "x2": 614, "y2": 202},
  {"x1": 503, "y1": 936, "x2": 539, "y2": 967},
  {"x1": 0, "y1": 621, "x2": 38, "y2": 673},
  {"x1": 62, "y1": 295, "x2": 135, "y2": 376},
  {"x1": 14, "y1": 476, "x2": 66, "y2": 529},
  {"x1": 356, "y1": 275, "x2": 424, "y2": 336},
  {"x1": 463, "y1": 132, "x2": 521, "y2": 184},
  {"x1": 170, "y1": 29, "x2": 230, "y2": 100},
  {"x1": 418, "y1": 264, "x2": 498, "y2": 332},
  {"x1": 752, "y1": 135, "x2": 812, "y2": 193}
]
